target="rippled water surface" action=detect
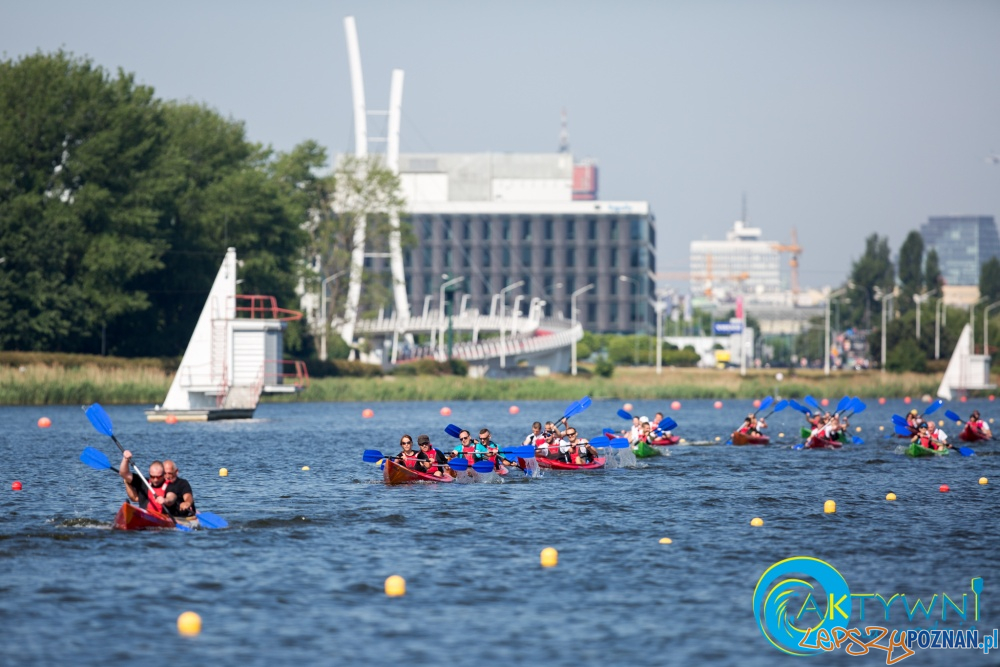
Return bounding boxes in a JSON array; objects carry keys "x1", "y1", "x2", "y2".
[{"x1": 1, "y1": 398, "x2": 998, "y2": 666}]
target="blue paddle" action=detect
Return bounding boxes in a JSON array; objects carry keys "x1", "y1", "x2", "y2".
[
  {"x1": 925, "y1": 398, "x2": 945, "y2": 415},
  {"x1": 804, "y1": 395, "x2": 822, "y2": 412},
  {"x1": 787, "y1": 399, "x2": 811, "y2": 415},
  {"x1": 834, "y1": 396, "x2": 851, "y2": 413},
  {"x1": 753, "y1": 396, "x2": 774, "y2": 415},
  {"x1": 760, "y1": 400, "x2": 789, "y2": 419},
  {"x1": 362, "y1": 449, "x2": 495, "y2": 473},
  {"x1": 78, "y1": 446, "x2": 226, "y2": 529},
  {"x1": 944, "y1": 409, "x2": 963, "y2": 424},
  {"x1": 891, "y1": 414, "x2": 910, "y2": 426},
  {"x1": 555, "y1": 396, "x2": 592, "y2": 423},
  {"x1": 587, "y1": 435, "x2": 630, "y2": 449}
]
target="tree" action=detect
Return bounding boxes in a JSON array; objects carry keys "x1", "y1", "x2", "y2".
[
  {"x1": 897, "y1": 231, "x2": 924, "y2": 314},
  {"x1": 980, "y1": 257, "x2": 1000, "y2": 303},
  {"x1": 845, "y1": 234, "x2": 895, "y2": 330},
  {"x1": 924, "y1": 248, "x2": 943, "y2": 296}
]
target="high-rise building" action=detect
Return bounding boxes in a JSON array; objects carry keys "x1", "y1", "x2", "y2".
[
  {"x1": 920, "y1": 215, "x2": 1000, "y2": 286},
  {"x1": 391, "y1": 152, "x2": 655, "y2": 334},
  {"x1": 689, "y1": 220, "x2": 782, "y2": 302}
]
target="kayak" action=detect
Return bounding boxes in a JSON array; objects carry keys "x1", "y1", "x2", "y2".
[
  {"x1": 800, "y1": 427, "x2": 849, "y2": 443},
  {"x1": 649, "y1": 435, "x2": 680, "y2": 446},
  {"x1": 383, "y1": 458, "x2": 457, "y2": 485},
  {"x1": 113, "y1": 502, "x2": 199, "y2": 531},
  {"x1": 732, "y1": 432, "x2": 770, "y2": 445},
  {"x1": 958, "y1": 424, "x2": 991, "y2": 443},
  {"x1": 535, "y1": 456, "x2": 606, "y2": 470},
  {"x1": 634, "y1": 440, "x2": 660, "y2": 458},
  {"x1": 804, "y1": 436, "x2": 842, "y2": 450},
  {"x1": 905, "y1": 442, "x2": 950, "y2": 457}
]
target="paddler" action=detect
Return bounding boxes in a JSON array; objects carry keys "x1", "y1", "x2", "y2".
[
  {"x1": 415, "y1": 434, "x2": 449, "y2": 477},
  {"x1": 161, "y1": 459, "x2": 196, "y2": 518},
  {"x1": 566, "y1": 427, "x2": 598, "y2": 464},
  {"x1": 522, "y1": 421, "x2": 543, "y2": 446},
  {"x1": 393, "y1": 435, "x2": 420, "y2": 468},
  {"x1": 967, "y1": 410, "x2": 992, "y2": 438},
  {"x1": 118, "y1": 451, "x2": 171, "y2": 514},
  {"x1": 484, "y1": 442, "x2": 516, "y2": 472},
  {"x1": 450, "y1": 429, "x2": 486, "y2": 464}
]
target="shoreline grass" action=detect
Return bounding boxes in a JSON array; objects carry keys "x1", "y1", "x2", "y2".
[{"x1": 0, "y1": 361, "x2": 965, "y2": 406}]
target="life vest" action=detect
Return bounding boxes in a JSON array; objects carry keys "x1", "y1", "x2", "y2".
[
  {"x1": 462, "y1": 444, "x2": 477, "y2": 465},
  {"x1": 424, "y1": 448, "x2": 439, "y2": 474},
  {"x1": 919, "y1": 436, "x2": 932, "y2": 448},
  {"x1": 146, "y1": 480, "x2": 166, "y2": 513},
  {"x1": 486, "y1": 453, "x2": 500, "y2": 470},
  {"x1": 400, "y1": 451, "x2": 418, "y2": 469}
]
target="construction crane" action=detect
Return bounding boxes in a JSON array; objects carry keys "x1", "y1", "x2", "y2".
[
  {"x1": 771, "y1": 227, "x2": 802, "y2": 297},
  {"x1": 654, "y1": 254, "x2": 750, "y2": 299}
]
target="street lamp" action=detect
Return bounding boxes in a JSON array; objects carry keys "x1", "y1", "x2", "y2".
[
  {"x1": 499, "y1": 280, "x2": 524, "y2": 369},
  {"x1": 511, "y1": 294, "x2": 525, "y2": 337},
  {"x1": 935, "y1": 298, "x2": 946, "y2": 359},
  {"x1": 654, "y1": 300, "x2": 666, "y2": 375},
  {"x1": 619, "y1": 274, "x2": 640, "y2": 364},
  {"x1": 438, "y1": 275, "x2": 464, "y2": 320},
  {"x1": 320, "y1": 269, "x2": 347, "y2": 361},
  {"x1": 970, "y1": 296, "x2": 988, "y2": 354},
  {"x1": 570, "y1": 283, "x2": 594, "y2": 376},
  {"x1": 824, "y1": 287, "x2": 849, "y2": 375},
  {"x1": 913, "y1": 290, "x2": 932, "y2": 340},
  {"x1": 983, "y1": 300, "x2": 1000, "y2": 357},
  {"x1": 874, "y1": 287, "x2": 894, "y2": 374}
]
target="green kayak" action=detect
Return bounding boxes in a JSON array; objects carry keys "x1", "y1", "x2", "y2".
[
  {"x1": 905, "y1": 442, "x2": 949, "y2": 457},
  {"x1": 800, "y1": 427, "x2": 848, "y2": 443},
  {"x1": 634, "y1": 440, "x2": 659, "y2": 458}
]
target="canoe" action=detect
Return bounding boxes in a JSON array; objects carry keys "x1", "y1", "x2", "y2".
[
  {"x1": 383, "y1": 458, "x2": 457, "y2": 485},
  {"x1": 958, "y1": 424, "x2": 990, "y2": 443},
  {"x1": 800, "y1": 427, "x2": 848, "y2": 443},
  {"x1": 634, "y1": 440, "x2": 659, "y2": 458},
  {"x1": 732, "y1": 432, "x2": 770, "y2": 445},
  {"x1": 535, "y1": 456, "x2": 606, "y2": 470},
  {"x1": 804, "y1": 436, "x2": 842, "y2": 450},
  {"x1": 649, "y1": 435, "x2": 680, "y2": 446},
  {"x1": 904, "y1": 442, "x2": 950, "y2": 457},
  {"x1": 113, "y1": 501, "x2": 199, "y2": 531}
]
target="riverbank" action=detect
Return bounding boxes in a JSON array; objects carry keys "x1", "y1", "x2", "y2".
[{"x1": 0, "y1": 358, "x2": 955, "y2": 405}]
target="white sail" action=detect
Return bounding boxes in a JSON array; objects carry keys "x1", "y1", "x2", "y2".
[{"x1": 937, "y1": 323, "x2": 995, "y2": 400}]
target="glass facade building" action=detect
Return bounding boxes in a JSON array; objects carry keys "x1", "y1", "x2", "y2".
[{"x1": 920, "y1": 215, "x2": 1000, "y2": 286}]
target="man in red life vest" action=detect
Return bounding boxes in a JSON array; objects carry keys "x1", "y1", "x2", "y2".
[
  {"x1": 415, "y1": 434, "x2": 449, "y2": 477},
  {"x1": 119, "y1": 451, "x2": 172, "y2": 514},
  {"x1": 967, "y1": 410, "x2": 992, "y2": 438},
  {"x1": 450, "y1": 429, "x2": 485, "y2": 464}
]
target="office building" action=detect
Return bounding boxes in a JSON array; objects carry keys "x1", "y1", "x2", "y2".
[
  {"x1": 920, "y1": 215, "x2": 1000, "y2": 286},
  {"x1": 689, "y1": 220, "x2": 783, "y2": 302}
]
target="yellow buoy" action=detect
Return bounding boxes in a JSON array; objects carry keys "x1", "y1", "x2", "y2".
[
  {"x1": 177, "y1": 611, "x2": 202, "y2": 636},
  {"x1": 301, "y1": 466, "x2": 310, "y2": 471},
  {"x1": 540, "y1": 547, "x2": 558, "y2": 567},
  {"x1": 886, "y1": 492, "x2": 897, "y2": 501},
  {"x1": 879, "y1": 425, "x2": 884, "y2": 431},
  {"x1": 750, "y1": 517, "x2": 764, "y2": 527},
  {"x1": 384, "y1": 575, "x2": 406, "y2": 597},
  {"x1": 855, "y1": 426, "x2": 862, "y2": 432},
  {"x1": 778, "y1": 432, "x2": 785, "y2": 438},
  {"x1": 219, "y1": 468, "x2": 229, "y2": 477},
  {"x1": 714, "y1": 436, "x2": 721, "y2": 442},
  {"x1": 658, "y1": 537, "x2": 672, "y2": 544},
  {"x1": 980, "y1": 477, "x2": 989, "y2": 485},
  {"x1": 824, "y1": 500, "x2": 836, "y2": 514},
  {"x1": 938, "y1": 420, "x2": 944, "y2": 427}
]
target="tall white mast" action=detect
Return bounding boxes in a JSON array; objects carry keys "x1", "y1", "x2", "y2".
[
  {"x1": 386, "y1": 69, "x2": 411, "y2": 321},
  {"x1": 341, "y1": 16, "x2": 368, "y2": 349}
]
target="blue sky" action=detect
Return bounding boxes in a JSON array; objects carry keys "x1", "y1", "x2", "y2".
[{"x1": 4, "y1": 0, "x2": 999, "y2": 289}]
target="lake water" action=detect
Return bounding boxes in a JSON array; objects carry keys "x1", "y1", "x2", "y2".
[{"x1": 0, "y1": 397, "x2": 998, "y2": 666}]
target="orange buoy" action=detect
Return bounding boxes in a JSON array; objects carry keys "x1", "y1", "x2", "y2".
[
  {"x1": 670, "y1": 401, "x2": 681, "y2": 410},
  {"x1": 623, "y1": 403, "x2": 633, "y2": 412},
  {"x1": 990, "y1": 395, "x2": 996, "y2": 401},
  {"x1": 362, "y1": 408, "x2": 374, "y2": 419},
  {"x1": 939, "y1": 484, "x2": 950, "y2": 493},
  {"x1": 37, "y1": 417, "x2": 51, "y2": 428},
  {"x1": 903, "y1": 396, "x2": 912, "y2": 404},
  {"x1": 820, "y1": 398, "x2": 829, "y2": 407},
  {"x1": 12, "y1": 481, "x2": 22, "y2": 491},
  {"x1": 713, "y1": 401, "x2": 723, "y2": 409},
  {"x1": 508, "y1": 405, "x2": 519, "y2": 415},
  {"x1": 752, "y1": 399, "x2": 761, "y2": 409},
  {"x1": 165, "y1": 414, "x2": 178, "y2": 424},
  {"x1": 959, "y1": 396, "x2": 968, "y2": 403},
  {"x1": 439, "y1": 407, "x2": 452, "y2": 417},
  {"x1": 878, "y1": 397, "x2": 886, "y2": 405}
]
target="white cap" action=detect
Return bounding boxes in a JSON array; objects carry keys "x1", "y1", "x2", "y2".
[{"x1": 639, "y1": 416, "x2": 650, "y2": 423}]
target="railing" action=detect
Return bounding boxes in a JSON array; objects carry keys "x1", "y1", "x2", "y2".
[
  {"x1": 231, "y1": 295, "x2": 303, "y2": 321},
  {"x1": 396, "y1": 322, "x2": 582, "y2": 364},
  {"x1": 263, "y1": 359, "x2": 310, "y2": 389}
]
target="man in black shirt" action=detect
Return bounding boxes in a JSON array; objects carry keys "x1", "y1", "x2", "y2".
[
  {"x1": 119, "y1": 451, "x2": 168, "y2": 512},
  {"x1": 162, "y1": 459, "x2": 197, "y2": 518}
]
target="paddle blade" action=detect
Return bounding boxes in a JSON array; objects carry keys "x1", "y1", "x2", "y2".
[
  {"x1": 578, "y1": 396, "x2": 593, "y2": 412},
  {"x1": 725, "y1": 439, "x2": 733, "y2": 446},
  {"x1": 836, "y1": 396, "x2": 851, "y2": 412},
  {"x1": 444, "y1": 424, "x2": 463, "y2": 439},
  {"x1": 85, "y1": 403, "x2": 114, "y2": 437},
  {"x1": 772, "y1": 400, "x2": 789, "y2": 413},
  {"x1": 958, "y1": 446, "x2": 975, "y2": 456},
  {"x1": 472, "y1": 460, "x2": 496, "y2": 473},
  {"x1": 609, "y1": 438, "x2": 630, "y2": 449},
  {"x1": 616, "y1": 409, "x2": 633, "y2": 421},
  {"x1": 757, "y1": 396, "x2": 774, "y2": 413},
  {"x1": 563, "y1": 396, "x2": 592, "y2": 420},
  {"x1": 80, "y1": 447, "x2": 112, "y2": 471},
  {"x1": 793, "y1": 443, "x2": 805, "y2": 450},
  {"x1": 507, "y1": 445, "x2": 535, "y2": 458},
  {"x1": 945, "y1": 410, "x2": 963, "y2": 423},
  {"x1": 804, "y1": 396, "x2": 821, "y2": 411},
  {"x1": 925, "y1": 398, "x2": 944, "y2": 415},
  {"x1": 850, "y1": 398, "x2": 867, "y2": 415},
  {"x1": 588, "y1": 435, "x2": 610, "y2": 448},
  {"x1": 891, "y1": 414, "x2": 909, "y2": 426},
  {"x1": 196, "y1": 511, "x2": 228, "y2": 529},
  {"x1": 894, "y1": 424, "x2": 914, "y2": 436},
  {"x1": 446, "y1": 457, "x2": 469, "y2": 471},
  {"x1": 788, "y1": 400, "x2": 810, "y2": 415},
  {"x1": 852, "y1": 436, "x2": 865, "y2": 445},
  {"x1": 660, "y1": 417, "x2": 678, "y2": 431},
  {"x1": 362, "y1": 449, "x2": 385, "y2": 463}
]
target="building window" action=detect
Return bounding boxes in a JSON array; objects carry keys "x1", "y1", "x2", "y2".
[
  {"x1": 587, "y1": 303, "x2": 597, "y2": 322},
  {"x1": 462, "y1": 217, "x2": 471, "y2": 240},
  {"x1": 482, "y1": 217, "x2": 491, "y2": 241},
  {"x1": 610, "y1": 305, "x2": 618, "y2": 324},
  {"x1": 502, "y1": 247, "x2": 510, "y2": 268},
  {"x1": 524, "y1": 276, "x2": 532, "y2": 295},
  {"x1": 588, "y1": 218, "x2": 597, "y2": 240},
  {"x1": 501, "y1": 217, "x2": 511, "y2": 241},
  {"x1": 565, "y1": 275, "x2": 575, "y2": 294},
  {"x1": 444, "y1": 248, "x2": 452, "y2": 270},
  {"x1": 566, "y1": 248, "x2": 575, "y2": 267},
  {"x1": 442, "y1": 217, "x2": 452, "y2": 241},
  {"x1": 482, "y1": 247, "x2": 491, "y2": 267},
  {"x1": 610, "y1": 248, "x2": 618, "y2": 268},
  {"x1": 588, "y1": 274, "x2": 597, "y2": 291},
  {"x1": 609, "y1": 274, "x2": 618, "y2": 296},
  {"x1": 544, "y1": 217, "x2": 554, "y2": 240},
  {"x1": 424, "y1": 275, "x2": 433, "y2": 296},
  {"x1": 630, "y1": 217, "x2": 641, "y2": 240},
  {"x1": 522, "y1": 217, "x2": 532, "y2": 241},
  {"x1": 648, "y1": 250, "x2": 655, "y2": 272},
  {"x1": 566, "y1": 218, "x2": 575, "y2": 240},
  {"x1": 544, "y1": 275, "x2": 554, "y2": 296},
  {"x1": 544, "y1": 247, "x2": 553, "y2": 265},
  {"x1": 422, "y1": 216, "x2": 433, "y2": 240},
  {"x1": 649, "y1": 221, "x2": 656, "y2": 247},
  {"x1": 631, "y1": 249, "x2": 639, "y2": 268},
  {"x1": 423, "y1": 249, "x2": 433, "y2": 268},
  {"x1": 462, "y1": 249, "x2": 470, "y2": 268},
  {"x1": 610, "y1": 218, "x2": 618, "y2": 241},
  {"x1": 403, "y1": 250, "x2": 412, "y2": 268},
  {"x1": 587, "y1": 248, "x2": 597, "y2": 267},
  {"x1": 521, "y1": 246, "x2": 532, "y2": 267}
]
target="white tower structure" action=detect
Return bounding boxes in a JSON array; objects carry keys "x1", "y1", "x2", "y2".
[{"x1": 340, "y1": 16, "x2": 410, "y2": 349}]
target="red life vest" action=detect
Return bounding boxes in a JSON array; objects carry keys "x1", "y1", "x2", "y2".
[
  {"x1": 919, "y1": 436, "x2": 932, "y2": 449},
  {"x1": 424, "y1": 448, "x2": 439, "y2": 474},
  {"x1": 486, "y1": 453, "x2": 499, "y2": 470},
  {"x1": 400, "y1": 451, "x2": 418, "y2": 469},
  {"x1": 463, "y1": 444, "x2": 477, "y2": 465},
  {"x1": 146, "y1": 479, "x2": 166, "y2": 513}
]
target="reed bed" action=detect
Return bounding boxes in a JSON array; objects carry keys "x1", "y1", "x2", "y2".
[{"x1": 0, "y1": 364, "x2": 171, "y2": 405}]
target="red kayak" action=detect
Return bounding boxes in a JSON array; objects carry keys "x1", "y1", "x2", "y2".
[
  {"x1": 113, "y1": 502, "x2": 199, "y2": 531},
  {"x1": 383, "y1": 458, "x2": 457, "y2": 485},
  {"x1": 650, "y1": 436, "x2": 681, "y2": 446},
  {"x1": 535, "y1": 456, "x2": 606, "y2": 470},
  {"x1": 959, "y1": 424, "x2": 991, "y2": 443},
  {"x1": 804, "y1": 436, "x2": 842, "y2": 450},
  {"x1": 731, "y1": 432, "x2": 770, "y2": 446}
]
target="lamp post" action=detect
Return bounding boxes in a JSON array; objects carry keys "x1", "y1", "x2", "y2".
[
  {"x1": 970, "y1": 296, "x2": 988, "y2": 354},
  {"x1": 824, "y1": 287, "x2": 849, "y2": 376},
  {"x1": 874, "y1": 288, "x2": 893, "y2": 374},
  {"x1": 570, "y1": 283, "x2": 594, "y2": 376},
  {"x1": 438, "y1": 275, "x2": 464, "y2": 320},
  {"x1": 320, "y1": 270, "x2": 347, "y2": 361},
  {"x1": 913, "y1": 291, "x2": 931, "y2": 340},
  {"x1": 935, "y1": 298, "x2": 946, "y2": 359},
  {"x1": 654, "y1": 300, "x2": 665, "y2": 375},
  {"x1": 436, "y1": 275, "x2": 464, "y2": 358},
  {"x1": 499, "y1": 280, "x2": 524, "y2": 369},
  {"x1": 983, "y1": 300, "x2": 1000, "y2": 357},
  {"x1": 619, "y1": 274, "x2": 640, "y2": 364},
  {"x1": 511, "y1": 294, "x2": 525, "y2": 337}
]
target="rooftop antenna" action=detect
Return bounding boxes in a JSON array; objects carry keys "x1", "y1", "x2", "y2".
[
  {"x1": 558, "y1": 108, "x2": 569, "y2": 153},
  {"x1": 741, "y1": 192, "x2": 747, "y2": 223}
]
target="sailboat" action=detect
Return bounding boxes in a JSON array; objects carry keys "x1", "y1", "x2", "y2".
[
  {"x1": 936, "y1": 323, "x2": 995, "y2": 400},
  {"x1": 145, "y1": 248, "x2": 308, "y2": 422}
]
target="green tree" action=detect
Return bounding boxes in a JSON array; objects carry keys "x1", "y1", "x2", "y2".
[
  {"x1": 0, "y1": 51, "x2": 168, "y2": 352},
  {"x1": 980, "y1": 257, "x2": 1000, "y2": 303},
  {"x1": 924, "y1": 248, "x2": 942, "y2": 296},
  {"x1": 897, "y1": 231, "x2": 924, "y2": 314},
  {"x1": 845, "y1": 234, "x2": 895, "y2": 330}
]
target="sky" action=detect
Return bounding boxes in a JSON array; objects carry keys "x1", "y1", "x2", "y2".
[{"x1": 4, "y1": 0, "x2": 1000, "y2": 291}]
